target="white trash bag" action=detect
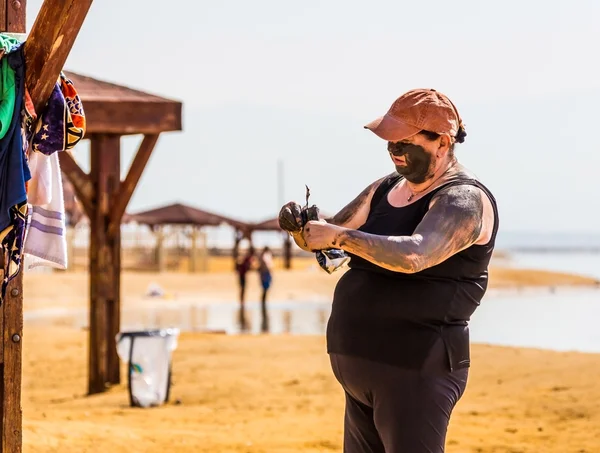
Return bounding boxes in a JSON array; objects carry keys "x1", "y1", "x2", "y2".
[{"x1": 116, "y1": 328, "x2": 180, "y2": 408}]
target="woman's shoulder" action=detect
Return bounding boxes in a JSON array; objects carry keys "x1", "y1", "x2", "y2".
[
  {"x1": 447, "y1": 163, "x2": 480, "y2": 182},
  {"x1": 431, "y1": 164, "x2": 496, "y2": 203}
]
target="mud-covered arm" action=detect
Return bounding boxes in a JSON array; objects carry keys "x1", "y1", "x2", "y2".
[{"x1": 333, "y1": 185, "x2": 484, "y2": 273}]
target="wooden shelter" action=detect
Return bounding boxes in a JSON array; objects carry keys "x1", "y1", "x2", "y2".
[
  {"x1": 124, "y1": 203, "x2": 241, "y2": 272},
  {"x1": 57, "y1": 77, "x2": 182, "y2": 395},
  {"x1": 124, "y1": 202, "x2": 239, "y2": 228}
]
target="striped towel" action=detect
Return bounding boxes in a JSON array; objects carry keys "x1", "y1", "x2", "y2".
[{"x1": 23, "y1": 151, "x2": 67, "y2": 269}]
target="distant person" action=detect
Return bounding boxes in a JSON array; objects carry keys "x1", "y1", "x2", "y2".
[
  {"x1": 258, "y1": 246, "x2": 274, "y2": 333},
  {"x1": 278, "y1": 88, "x2": 499, "y2": 452},
  {"x1": 236, "y1": 246, "x2": 255, "y2": 331}
]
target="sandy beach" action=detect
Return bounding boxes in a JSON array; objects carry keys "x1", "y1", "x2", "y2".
[
  {"x1": 20, "y1": 262, "x2": 600, "y2": 452},
  {"x1": 10, "y1": 1, "x2": 598, "y2": 451},
  {"x1": 22, "y1": 328, "x2": 600, "y2": 453}
]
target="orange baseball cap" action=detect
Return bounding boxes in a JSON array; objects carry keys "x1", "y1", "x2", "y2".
[{"x1": 364, "y1": 88, "x2": 463, "y2": 142}]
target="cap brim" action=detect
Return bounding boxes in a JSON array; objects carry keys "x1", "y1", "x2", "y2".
[{"x1": 364, "y1": 114, "x2": 421, "y2": 142}]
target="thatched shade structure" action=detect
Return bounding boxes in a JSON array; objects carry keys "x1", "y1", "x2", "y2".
[
  {"x1": 124, "y1": 202, "x2": 246, "y2": 273},
  {"x1": 124, "y1": 202, "x2": 240, "y2": 228}
]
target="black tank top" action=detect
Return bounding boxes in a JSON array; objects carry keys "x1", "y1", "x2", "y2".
[{"x1": 326, "y1": 173, "x2": 500, "y2": 371}]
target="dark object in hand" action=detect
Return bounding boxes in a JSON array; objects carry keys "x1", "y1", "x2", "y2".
[
  {"x1": 278, "y1": 202, "x2": 303, "y2": 233},
  {"x1": 277, "y1": 186, "x2": 351, "y2": 274},
  {"x1": 277, "y1": 188, "x2": 320, "y2": 233},
  {"x1": 302, "y1": 186, "x2": 350, "y2": 274},
  {"x1": 301, "y1": 204, "x2": 320, "y2": 225}
]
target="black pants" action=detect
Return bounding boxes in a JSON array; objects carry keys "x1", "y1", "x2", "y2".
[{"x1": 329, "y1": 340, "x2": 468, "y2": 453}]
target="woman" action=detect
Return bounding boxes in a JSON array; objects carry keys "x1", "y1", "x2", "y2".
[
  {"x1": 278, "y1": 88, "x2": 499, "y2": 453},
  {"x1": 258, "y1": 246, "x2": 274, "y2": 332}
]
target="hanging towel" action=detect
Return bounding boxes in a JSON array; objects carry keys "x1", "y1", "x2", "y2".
[
  {"x1": 23, "y1": 151, "x2": 67, "y2": 269},
  {"x1": 26, "y1": 146, "x2": 52, "y2": 205}
]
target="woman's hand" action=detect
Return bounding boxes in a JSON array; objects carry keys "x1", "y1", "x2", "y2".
[
  {"x1": 303, "y1": 220, "x2": 346, "y2": 251},
  {"x1": 278, "y1": 201, "x2": 303, "y2": 232},
  {"x1": 289, "y1": 230, "x2": 311, "y2": 252}
]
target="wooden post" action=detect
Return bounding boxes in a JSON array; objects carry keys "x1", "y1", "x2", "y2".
[
  {"x1": 0, "y1": 5, "x2": 26, "y2": 450},
  {"x1": 155, "y1": 226, "x2": 165, "y2": 272},
  {"x1": 105, "y1": 138, "x2": 121, "y2": 387},
  {"x1": 0, "y1": 272, "x2": 24, "y2": 452},
  {"x1": 199, "y1": 231, "x2": 208, "y2": 273},
  {"x1": 0, "y1": 0, "x2": 93, "y2": 449},
  {"x1": 4, "y1": 0, "x2": 25, "y2": 31},
  {"x1": 190, "y1": 228, "x2": 198, "y2": 273},
  {"x1": 89, "y1": 134, "x2": 121, "y2": 393}
]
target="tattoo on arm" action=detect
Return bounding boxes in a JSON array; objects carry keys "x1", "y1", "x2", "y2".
[
  {"x1": 336, "y1": 185, "x2": 484, "y2": 273},
  {"x1": 325, "y1": 175, "x2": 389, "y2": 229}
]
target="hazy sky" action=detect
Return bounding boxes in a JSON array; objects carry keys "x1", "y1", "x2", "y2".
[{"x1": 26, "y1": 0, "x2": 600, "y2": 234}]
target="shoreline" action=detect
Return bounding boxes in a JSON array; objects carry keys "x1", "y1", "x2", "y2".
[
  {"x1": 22, "y1": 264, "x2": 600, "y2": 311},
  {"x1": 21, "y1": 265, "x2": 600, "y2": 339}
]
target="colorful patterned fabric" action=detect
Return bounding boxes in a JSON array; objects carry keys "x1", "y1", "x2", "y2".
[
  {"x1": 21, "y1": 88, "x2": 36, "y2": 195},
  {"x1": 60, "y1": 74, "x2": 86, "y2": 148},
  {"x1": 30, "y1": 72, "x2": 86, "y2": 155},
  {"x1": 0, "y1": 46, "x2": 28, "y2": 304},
  {"x1": 1, "y1": 201, "x2": 27, "y2": 301},
  {"x1": 0, "y1": 42, "x2": 86, "y2": 301},
  {"x1": 0, "y1": 46, "x2": 27, "y2": 233}
]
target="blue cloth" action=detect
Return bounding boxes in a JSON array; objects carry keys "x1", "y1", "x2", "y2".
[
  {"x1": 0, "y1": 45, "x2": 28, "y2": 233},
  {"x1": 260, "y1": 272, "x2": 272, "y2": 290}
]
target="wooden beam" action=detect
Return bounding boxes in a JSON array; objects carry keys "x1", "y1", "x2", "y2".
[
  {"x1": 6, "y1": 0, "x2": 25, "y2": 33},
  {"x1": 103, "y1": 139, "x2": 121, "y2": 386},
  {"x1": 88, "y1": 137, "x2": 108, "y2": 394},
  {"x1": 108, "y1": 134, "x2": 159, "y2": 238},
  {"x1": 0, "y1": 275, "x2": 23, "y2": 452},
  {"x1": 24, "y1": 0, "x2": 94, "y2": 114},
  {"x1": 81, "y1": 101, "x2": 182, "y2": 134},
  {"x1": 0, "y1": 1, "x2": 6, "y2": 30},
  {"x1": 58, "y1": 151, "x2": 94, "y2": 219},
  {"x1": 88, "y1": 135, "x2": 121, "y2": 394}
]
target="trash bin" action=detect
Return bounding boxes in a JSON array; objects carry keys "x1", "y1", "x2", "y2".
[{"x1": 116, "y1": 328, "x2": 180, "y2": 408}]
